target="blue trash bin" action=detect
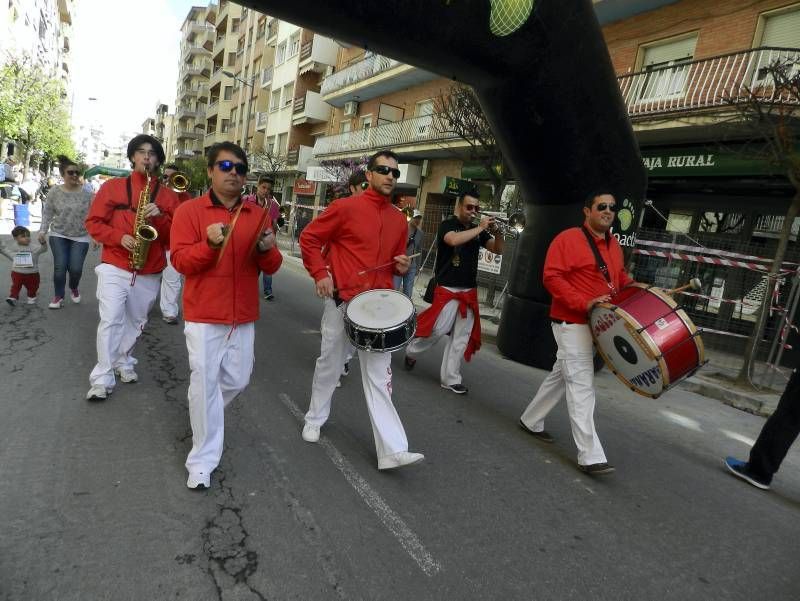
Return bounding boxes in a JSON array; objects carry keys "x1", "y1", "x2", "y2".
[{"x1": 13, "y1": 203, "x2": 30, "y2": 227}]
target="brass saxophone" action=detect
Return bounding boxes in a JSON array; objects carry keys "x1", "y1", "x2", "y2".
[{"x1": 129, "y1": 168, "x2": 159, "y2": 271}]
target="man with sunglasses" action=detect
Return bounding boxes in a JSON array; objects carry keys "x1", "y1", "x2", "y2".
[
  {"x1": 159, "y1": 164, "x2": 193, "y2": 325},
  {"x1": 84, "y1": 134, "x2": 179, "y2": 402},
  {"x1": 170, "y1": 142, "x2": 282, "y2": 490},
  {"x1": 299, "y1": 149, "x2": 425, "y2": 471},
  {"x1": 404, "y1": 189, "x2": 503, "y2": 394},
  {"x1": 519, "y1": 192, "x2": 630, "y2": 476}
]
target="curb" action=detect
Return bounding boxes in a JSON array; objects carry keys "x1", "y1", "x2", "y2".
[{"x1": 678, "y1": 374, "x2": 778, "y2": 417}]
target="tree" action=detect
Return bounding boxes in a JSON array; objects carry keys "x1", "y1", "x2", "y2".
[
  {"x1": 721, "y1": 58, "x2": 800, "y2": 387},
  {"x1": 250, "y1": 149, "x2": 288, "y2": 181},
  {"x1": 319, "y1": 155, "x2": 369, "y2": 201},
  {"x1": 0, "y1": 58, "x2": 75, "y2": 174},
  {"x1": 176, "y1": 155, "x2": 209, "y2": 196},
  {"x1": 433, "y1": 84, "x2": 508, "y2": 209}
]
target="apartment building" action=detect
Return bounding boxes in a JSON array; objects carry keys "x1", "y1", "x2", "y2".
[{"x1": 203, "y1": 0, "x2": 238, "y2": 155}]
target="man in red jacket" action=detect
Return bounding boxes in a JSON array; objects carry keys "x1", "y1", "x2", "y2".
[
  {"x1": 170, "y1": 142, "x2": 282, "y2": 490},
  {"x1": 519, "y1": 192, "x2": 631, "y2": 475},
  {"x1": 403, "y1": 188, "x2": 503, "y2": 394},
  {"x1": 84, "y1": 134, "x2": 179, "y2": 401},
  {"x1": 300, "y1": 149, "x2": 424, "y2": 471}
]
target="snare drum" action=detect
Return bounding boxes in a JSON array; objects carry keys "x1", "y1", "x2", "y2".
[
  {"x1": 344, "y1": 289, "x2": 417, "y2": 352},
  {"x1": 589, "y1": 283, "x2": 705, "y2": 398}
]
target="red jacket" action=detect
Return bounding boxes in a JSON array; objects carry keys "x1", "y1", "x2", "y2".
[
  {"x1": 170, "y1": 191, "x2": 282, "y2": 325},
  {"x1": 544, "y1": 225, "x2": 631, "y2": 324},
  {"x1": 417, "y1": 287, "x2": 482, "y2": 361},
  {"x1": 85, "y1": 171, "x2": 178, "y2": 274},
  {"x1": 300, "y1": 188, "x2": 406, "y2": 301}
]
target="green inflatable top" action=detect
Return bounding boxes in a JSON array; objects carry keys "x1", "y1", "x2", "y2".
[{"x1": 83, "y1": 165, "x2": 131, "y2": 178}]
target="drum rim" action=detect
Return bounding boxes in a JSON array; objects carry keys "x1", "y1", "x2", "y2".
[{"x1": 346, "y1": 315, "x2": 417, "y2": 353}]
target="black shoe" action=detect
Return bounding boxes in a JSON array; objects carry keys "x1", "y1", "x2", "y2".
[
  {"x1": 578, "y1": 462, "x2": 615, "y2": 475},
  {"x1": 519, "y1": 419, "x2": 555, "y2": 443},
  {"x1": 404, "y1": 356, "x2": 416, "y2": 371},
  {"x1": 725, "y1": 457, "x2": 770, "y2": 490},
  {"x1": 342, "y1": 361, "x2": 350, "y2": 376},
  {"x1": 264, "y1": 293, "x2": 274, "y2": 301},
  {"x1": 6, "y1": 297, "x2": 17, "y2": 306},
  {"x1": 441, "y1": 383, "x2": 468, "y2": 394}
]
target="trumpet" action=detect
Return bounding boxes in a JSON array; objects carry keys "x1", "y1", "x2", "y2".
[
  {"x1": 472, "y1": 211, "x2": 526, "y2": 238},
  {"x1": 163, "y1": 170, "x2": 189, "y2": 192}
]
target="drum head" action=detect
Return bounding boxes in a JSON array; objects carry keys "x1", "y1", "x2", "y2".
[
  {"x1": 590, "y1": 304, "x2": 666, "y2": 397},
  {"x1": 346, "y1": 289, "x2": 414, "y2": 330}
]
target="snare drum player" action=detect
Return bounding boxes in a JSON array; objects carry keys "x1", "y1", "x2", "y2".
[
  {"x1": 519, "y1": 192, "x2": 631, "y2": 475},
  {"x1": 403, "y1": 187, "x2": 503, "y2": 394},
  {"x1": 299, "y1": 149, "x2": 425, "y2": 471},
  {"x1": 170, "y1": 142, "x2": 282, "y2": 489}
]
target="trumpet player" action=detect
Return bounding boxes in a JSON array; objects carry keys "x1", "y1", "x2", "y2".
[
  {"x1": 404, "y1": 188, "x2": 503, "y2": 394},
  {"x1": 84, "y1": 135, "x2": 179, "y2": 401},
  {"x1": 170, "y1": 142, "x2": 282, "y2": 490},
  {"x1": 159, "y1": 164, "x2": 193, "y2": 324}
]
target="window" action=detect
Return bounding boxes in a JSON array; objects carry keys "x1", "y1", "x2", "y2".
[
  {"x1": 270, "y1": 89, "x2": 281, "y2": 111},
  {"x1": 220, "y1": 119, "x2": 230, "y2": 133},
  {"x1": 231, "y1": 18, "x2": 239, "y2": 33},
  {"x1": 266, "y1": 136, "x2": 276, "y2": 153},
  {"x1": 282, "y1": 83, "x2": 294, "y2": 107},
  {"x1": 340, "y1": 120, "x2": 352, "y2": 134},
  {"x1": 666, "y1": 210, "x2": 693, "y2": 234},
  {"x1": 276, "y1": 41, "x2": 286, "y2": 65},
  {"x1": 698, "y1": 211, "x2": 745, "y2": 235},
  {"x1": 289, "y1": 32, "x2": 301, "y2": 57},
  {"x1": 360, "y1": 115, "x2": 372, "y2": 130},
  {"x1": 227, "y1": 52, "x2": 236, "y2": 66},
  {"x1": 415, "y1": 99, "x2": 435, "y2": 137},
  {"x1": 752, "y1": 8, "x2": 800, "y2": 84},
  {"x1": 223, "y1": 85, "x2": 233, "y2": 100},
  {"x1": 636, "y1": 35, "x2": 697, "y2": 101},
  {"x1": 277, "y1": 133, "x2": 288, "y2": 156}
]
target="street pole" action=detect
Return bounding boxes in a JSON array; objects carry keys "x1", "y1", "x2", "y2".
[{"x1": 223, "y1": 71, "x2": 256, "y2": 152}]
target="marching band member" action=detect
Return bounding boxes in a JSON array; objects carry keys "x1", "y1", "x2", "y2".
[
  {"x1": 170, "y1": 142, "x2": 282, "y2": 490},
  {"x1": 84, "y1": 135, "x2": 178, "y2": 401},
  {"x1": 404, "y1": 188, "x2": 503, "y2": 394},
  {"x1": 159, "y1": 163, "x2": 193, "y2": 324},
  {"x1": 519, "y1": 192, "x2": 630, "y2": 475},
  {"x1": 299, "y1": 150, "x2": 424, "y2": 471}
]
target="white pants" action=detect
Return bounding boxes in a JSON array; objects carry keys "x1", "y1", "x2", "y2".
[
  {"x1": 405, "y1": 297, "x2": 474, "y2": 386},
  {"x1": 520, "y1": 323, "x2": 607, "y2": 465},
  {"x1": 306, "y1": 298, "x2": 409, "y2": 460},
  {"x1": 89, "y1": 263, "x2": 160, "y2": 389},
  {"x1": 184, "y1": 321, "x2": 255, "y2": 474},
  {"x1": 159, "y1": 251, "x2": 182, "y2": 318}
]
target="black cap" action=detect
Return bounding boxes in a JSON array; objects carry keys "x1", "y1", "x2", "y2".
[{"x1": 127, "y1": 134, "x2": 165, "y2": 165}]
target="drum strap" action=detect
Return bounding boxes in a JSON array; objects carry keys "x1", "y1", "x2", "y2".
[{"x1": 581, "y1": 226, "x2": 617, "y2": 295}]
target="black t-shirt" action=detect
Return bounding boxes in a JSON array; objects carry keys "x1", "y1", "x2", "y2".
[{"x1": 434, "y1": 216, "x2": 492, "y2": 288}]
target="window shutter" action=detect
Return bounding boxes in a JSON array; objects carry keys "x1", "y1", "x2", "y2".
[
  {"x1": 643, "y1": 36, "x2": 698, "y2": 66},
  {"x1": 761, "y1": 9, "x2": 800, "y2": 48}
]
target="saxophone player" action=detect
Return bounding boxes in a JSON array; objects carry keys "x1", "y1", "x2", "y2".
[{"x1": 84, "y1": 134, "x2": 179, "y2": 401}]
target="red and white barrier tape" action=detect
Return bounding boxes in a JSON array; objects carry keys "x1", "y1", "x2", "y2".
[
  {"x1": 633, "y1": 248, "x2": 797, "y2": 273},
  {"x1": 636, "y1": 238, "x2": 800, "y2": 266}
]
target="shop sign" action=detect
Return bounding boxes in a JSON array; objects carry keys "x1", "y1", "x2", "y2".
[
  {"x1": 441, "y1": 176, "x2": 492, "y2": 200},
  {"x1": 294, "y1": 178, "x2": 317, "y2": 196},
  {"x1": 640, "y1": 145, "x2": 779, "y2": 177}
]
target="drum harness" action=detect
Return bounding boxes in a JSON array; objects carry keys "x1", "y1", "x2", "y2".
[{"x1": 581, "y1": 225, "x2": 618, "y2": 296}]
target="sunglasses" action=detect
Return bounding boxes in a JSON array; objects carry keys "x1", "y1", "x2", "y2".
[
  {"x1": 65, "y1": 170, "x2": 80, "y2": 176},
  {"x1": 596, "y1": 203, "x2": 617, "y2": 212},
  {"x1": 215, "y1": 160, "x2": 248, "y2": 175},
  {"x1": 371, "y1": 165, "x2": 401, "y2": 178},
  {"x1": 464, "y1": 203, "x2": 480, "y2": 211}
]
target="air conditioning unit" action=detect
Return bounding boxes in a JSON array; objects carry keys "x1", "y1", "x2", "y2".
[{"x1": 343, "y1": 100, "x2": 359, "y2": 117}]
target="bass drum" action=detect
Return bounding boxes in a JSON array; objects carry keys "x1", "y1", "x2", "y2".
[{"x1": 343, "y1": 289, "x2": 416, "y2": 353}]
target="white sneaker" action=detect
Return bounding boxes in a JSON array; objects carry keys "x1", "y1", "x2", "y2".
[
  {"x1": 26, "y1": 297, "x2": 37, "y2": 305},
  {"x1": 187, "y1": 471, "x2": 210, "y2": 490},
  {"x1": 301, "y1": 422, "x2": 320, "y2": 443},
  {"x1": 86, "y1": 385, "x2": 108, "y2": 401},
  {"x1": 70, "y1": 289, "x2": 81, "y2": 303},
  {"x1": 48, "y1": 297, "x2": 64, "y2": 309},
  {"x1": 378, "y1": 451, "x2": 425, "y2": 471},
  {"x1": 115, "y1": 368, "x2": 138, "y2": 383}
]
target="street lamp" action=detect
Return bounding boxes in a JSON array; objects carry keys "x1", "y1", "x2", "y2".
[{"x1": 222, "y1": 70, "x2": 258, "y2": 152}]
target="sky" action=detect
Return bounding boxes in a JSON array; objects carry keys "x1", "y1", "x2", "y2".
[{"x1": 70, "y1": 0, "x2": 199, "y2": 144}]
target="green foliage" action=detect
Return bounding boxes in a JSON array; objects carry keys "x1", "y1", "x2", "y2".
[
  {"x1": 0, "y1": 58, "x2": 75, "y2": 164},
  {"x1": 176, "y1": 155, "x2": 209, "y2": 195}
]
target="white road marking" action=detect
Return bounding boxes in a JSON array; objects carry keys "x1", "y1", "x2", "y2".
[
  {"x1": 719, "y1": 429, "x2": 756, "y2": 447},
  {"x1": 278, "y1": 393, "x2": 442, "y2": 577},
  {"x1": 659, "y1": 409, "x2": 703, "y2": 432}
]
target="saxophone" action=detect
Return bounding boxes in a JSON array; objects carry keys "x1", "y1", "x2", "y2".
[{"x1": 129, "y1": 168, "x2": 159, "y2": 271}]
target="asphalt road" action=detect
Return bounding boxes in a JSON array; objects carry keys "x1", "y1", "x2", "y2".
[{"x1": 1, "y1": 245, "x2": 799, "y2": 601}]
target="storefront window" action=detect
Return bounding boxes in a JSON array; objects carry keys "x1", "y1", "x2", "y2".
[
  {"x1": 698, "y1": 211, "x2": 744, "y2": 235},
  {"x1": 666, "y1": 210, "x2": 692, "y2": 233}
]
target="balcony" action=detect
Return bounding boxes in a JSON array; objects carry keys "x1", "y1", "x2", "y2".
[
  {"x1": 617, "y1": 47, "x2": 800, "y2": 120},
  {"x1": 286, "y1": 145, "x2": 314, "y2": 171},
  {"x1": 176, "y1": 127, "x2": 203, "y2": 141},
  {"x1": 256, "y1": 111, "x2": 269, "y2": 130},
  {"x1": 176, "y1": 107, "x2": 203, "y2": 121},
  {"x1": 182, "y1": 43, "x2": 211, "y2": 62},
  {"x1": 313, "y1": 113, "x2": 458, "y2": 158},
  {"x1": 292, "y1": 91, "x2": 330, "y2": 125},
  {"x1": 297, "y1": 35, "x2": 338, "y2": 75},
  {"x1": 320, "y1": 53, "x2": 438, "y2": 107},
  {"x1": 260, "y1": 66, "x2": 273, "y2": 88}
]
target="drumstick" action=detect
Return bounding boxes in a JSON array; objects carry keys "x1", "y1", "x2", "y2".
[
  {"x1": 667, "y1": 277, "x2": 702, "y2": 295},
  {"x1": 357, "y1": 253, "x2": 421, "y2": 276}
]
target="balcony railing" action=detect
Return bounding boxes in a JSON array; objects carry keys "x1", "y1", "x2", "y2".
[
  {"x1": 618, "y1": 47, "x2": 800, "y2": 118},
  {"x1": 321, "y1": 53, "x2": 401, "y2": 96},
  {"x1": 314, "y1": 113, "x2": 457, "y2": 156}
]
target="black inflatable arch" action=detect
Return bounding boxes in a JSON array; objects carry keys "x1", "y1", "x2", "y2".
[{"x1": 244, "y1": 0, "x2": 647, "y2": 367}]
